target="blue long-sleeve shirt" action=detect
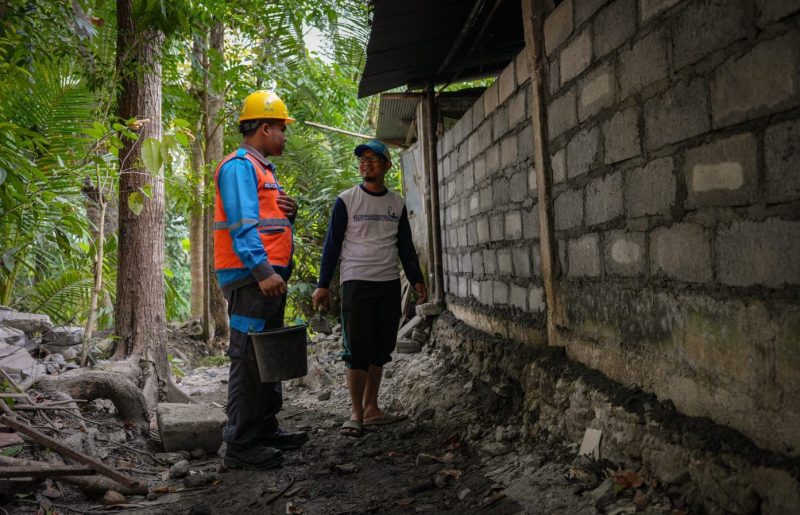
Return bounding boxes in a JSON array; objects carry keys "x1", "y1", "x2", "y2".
[
  {"x1": 317, "y1": 185, "x2": 424, "y2": 288},
  {"x1": 216, "y1": 146, "x2": 292, "y2": 288}
]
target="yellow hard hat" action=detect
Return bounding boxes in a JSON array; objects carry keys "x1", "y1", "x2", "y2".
[{"x1": 238, "y1": 90, "x2": 295, "y2": 124}]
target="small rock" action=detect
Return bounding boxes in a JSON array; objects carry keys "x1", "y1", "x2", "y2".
[
  {"x1": 590, "y1": 478, "x2": 617, "y2": 508},
  {"x1": 317, "y1": 391, "x2": 331, "y2": 401},
  {"x1": 458, "y1": 488, "x2": 472, "y2": 501},
  {"x1": 396, "y1": 338, "x2": 421, "y2": 354},
  {"x1": 407, "y1": 479, "x2": 436, "y2": 495},
  {"x1": 102, "y1": 490, "x2": 125, "y2": 505},
  {"x1": 169, "y1": 460, "x2": 190, "y2": 479},
  {"x1": 467, "y1": 425, "x2": 482, "y2": 441},
  {"x1": 495, "y1": 426, "x2": 517, "y2": 443},
  {"x1": 62, "y1": 347, "x2": 78, "y2": 360},
  {"x1": 384, "y1": 368, "x2": 395, "y2": 379},
  {"x1": 334, "y1": 463, "x2": 357, "y2": 474},
  {"x1": 633, "y1": 490, "x2": 649, "y2": 509},
  {"x1": 146, "y1": 492, "x2": 158, "y2": 501},
  {"x1": 184, "y1": 473, "x2": 207, "y2": 488},
  {"x1": 321, "y1": 419, "x2": 338, "y2": 429},
  {"x1": 415, "y1": 302, "x2": 443, "y2": 317},
  {"x1": 190, "y1": 448, "x2": 206, "y2": 460},
  {"x1": 156, "y1": 452, "x2": 190, "y2": 465},
  {"x1": 482, "y1": 442, "x2": 510, "y2": 457}
]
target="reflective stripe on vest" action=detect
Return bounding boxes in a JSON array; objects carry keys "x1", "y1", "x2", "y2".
[{"x1": 213, "y1": 150, "x2": 293, "y2": 271}]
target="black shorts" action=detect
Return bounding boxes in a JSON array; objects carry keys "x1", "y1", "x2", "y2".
[{"x1": 340, "y1": 279, "x2": 401, "y2": 371}]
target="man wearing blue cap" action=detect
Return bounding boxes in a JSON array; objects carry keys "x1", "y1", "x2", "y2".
[{"x1": 312, "y1": 139, "x2": 427, "y2": 437}]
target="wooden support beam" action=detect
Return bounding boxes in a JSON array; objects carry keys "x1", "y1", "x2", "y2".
[
  {"x1": 0, "y1": 465, "x2": 96, "y2": 478},
  {"x1": 0, "y1": 415, "x2": 143, "y2": 490},
  {"x1": 522, "y1": 0, "x2": 559, "y2": 346},
  {"x1": 424, "y1": 86, "x2": 445, "y2": 303}
]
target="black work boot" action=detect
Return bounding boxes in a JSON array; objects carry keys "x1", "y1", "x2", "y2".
[
  {"x1": 224, "y1": 443, "x2": 283, "y2": 469},
  {"x1": 259, "y1": 428, "x2": 309, "y2": 450}
]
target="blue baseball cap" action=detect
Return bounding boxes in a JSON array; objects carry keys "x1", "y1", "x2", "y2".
[{"x1": 354, "y1": 139, "x2": 391, "y2": 162}]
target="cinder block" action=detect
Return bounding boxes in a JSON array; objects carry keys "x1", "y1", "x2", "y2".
[
  {"x1": 470, "y1": 192, "x2": 480, "y2": 215},
  {"x1": 493, "y1": 280, "x2": 509, "y2": 305},
  {"x1": 523, "y1": 206, "x2": 540, "y2": 239},
  {"x1": 467, "y1": 224, "x2": 478, "y2": 246},
  {"x1": 765, "y1": 119, "x2": 800, "y2": 204},
  {"x1": 548, "y1": 88, "x2": 577, "y2": 139},
  {"x1": 604, "y1": 231, "x2": 645, "y2": 276},
  {"x1": 545, "y1": 0, "x2": 574, "y2": 55},
  {"x1": 585, "y1": 171, "x2": 623, "y2": 225},
  {"x1": 472, "y1": 94, "x2": 485, "y2": 129},
  {"x1": 477, "y1": 216, "x2": 490, "y2": 243},
  {"x1": 619, "y1": 29, "x2": 668, "y2": 100},
  {"x1": 510, "y1": 285, "x2": 528, "y2": 311},
  {"x1": 501, "y1": 135, "x2": 519, "y2": 168},
  {"x1": 518, "y1": 125, "x2": 534, "y2": 162},
  {"x1": 509, "y1": 170, "x2": 529, "y2": 203},
  {"x1": 640, "y1": 0, "x2": 680, "y2": 21},
  {"x1": 554, "y1": 188, "x2": 584, "y2": 230},
  {"x1": 593, "y1": 0, "x2": 637, "y2": 59},
  {"x1": 472, "y1": 251, "x2": 484, "y2": 276},
  {"x1": 471, "y1": 279, "x2": 480, "y2": 300},
  {"x1": 568, "y1": 234, "x2": 601, "y2": 277},
  {"x1": 578, "y1": 64, "x2": 615, "y2": 121},
  {"x1": 484, "y1": 81, "x2": 499, "y2": 116},
  {"x1": 468, "y1": 132, "x2": 479, "y2": 162},
  {"x1": 479, "y1": 280, "x2": 494, "y2": 305},
  {"x1": 529, "y1": 287, "x2": 546, "y2": 312},
  {"x1": 464, "y1": 163, "x2": 475, "y2": 190},
  {"x1": 560, "y1": 29, "x2": 592, "y2": 85},
  {"x1": 515, "y1": 50, "x2": 531, "y2": 84},
  {"x1": 757, "y1": 0, "x2": 800, "y2": 26},
  {"x1": 458, "y1": 276, "x2": 468, "y2": 297},
  {"x1": 513, "y1": 246, "x2": 531, "y2": 277},
  {"x1": 576, "y1": 0, "x2": 608, "y2": 25},
  {"x1": 458, "y1": 225, "x2": 467, "y2": 247},
  {"x1": 645, "y1": 77, "x2": 710, "y2": 151},
  {"x1": 474, "y1": 155, "x2": 487, "y2": 182},
  {"x1": 528, "y1": 164, "x2": 537, "y2": 193},
  {"x1": 480, "y1": 185, "x2": 493, "y2": 212},
  {"x1": 498, "y1": 62, "x2": 516, "y2": 105},
  {"x1": 498, "y1": 248, "x2": 513, "y2": 275},
  {"x1": 532, "y1": 243, "x2": 543, "y2": 275},
  {"x1": 626, "y1": 157, "x2": 676, "y2": 217},
  {"x1": 567, "y1": 126, "x2": 599, "y2": 178},
  {"x1": 509, "y1": 89, "x2": 527, "y2": 129},
  {"x1": 684, "y1": 132, "x2": 758, "y2": 208},
  {"x1": 490, "y1": 213, "x2": 505, "y2": 241},
  {"x1": 157, "y1": 403, "x2": 226, "y2": 453},
  {"x1": 549, "y1": 57, "x2": 561, "y2": 95},
  {"x1": 457, "y1": 142, "x2": 469, "y2": 168},
  {"x1": 505, "y1": 211, "x2": 523, "y2": 240},
  {"x1": 673, "y1": 0, "x2": 747, "y2": 70},
  {"x1": 487, "y1": 144, "x2": 500, "y2": 172},
  {"x1": 716, "y1": 218, "x2": 800, "y2": 287},
  {"x1": 650, "y1": 223, "x2": 713, "y2": 283},
  {"x1": 711, "y1": 32, "x2": 800, "y2": 128},
  {"x1": 603, "y1": 106, "x2": 640, "y2": 164},
  {"x1": 551, "y1": 148, "x2": 567, "y2": 183},
  {"x1": 493, "y1": 105, "x2": 509, "y2": 140},
  {"x1": 461, "y1": 253, "x2": 472, "y2": 274},
  {"x1": 493, "y1": 178, "x2": 510, "y2": 205},
  {"x1": 483, "y1": 248, "x2": 498, "y2": 275}
]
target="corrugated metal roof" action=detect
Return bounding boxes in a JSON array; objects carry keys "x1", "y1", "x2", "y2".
[
  {"x1": 358, "y1": 0, "x2": 524, "y2": 98},
  {"x1": 375, "y1": 95, "x2": 421, "y2": 141}
]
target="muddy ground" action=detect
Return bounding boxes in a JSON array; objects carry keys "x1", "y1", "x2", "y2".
[{"x1": 2, "y1": 322, "x2": 686, "y2": 515}]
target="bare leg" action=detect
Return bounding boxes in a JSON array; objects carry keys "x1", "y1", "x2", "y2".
[
  {"x1": 363, "y1": 365, "x2": 384, "y2": 422},
  {"x1": 345, "y1": 368, "x2": 367, "y2": 422}
]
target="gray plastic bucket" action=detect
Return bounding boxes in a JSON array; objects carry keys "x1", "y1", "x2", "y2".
[{"x1": 251, "y1": 325, "x2": 308, "y2": 382}]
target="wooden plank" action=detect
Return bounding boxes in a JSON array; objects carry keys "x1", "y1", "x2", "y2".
[
  {"x1": 0, "y1": 415, "x2": 142, "y2": 489},
  {"x1": 522, "y1": 0, "x2": 559, "y2": 346},
  {"x1": 0, "y1": 465, "x2": 96, "y2": 478}
]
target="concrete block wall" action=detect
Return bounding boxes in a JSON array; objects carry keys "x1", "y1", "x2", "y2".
[
  {"x1": 438, "y1": 0, "x2": 800, "y2": 458},
  {"x1": 543, "y1": 0, "x2": 800, "y2": 458},
  {"x1": 438, "y1": 50, "x2": 547, "y2": 344}
]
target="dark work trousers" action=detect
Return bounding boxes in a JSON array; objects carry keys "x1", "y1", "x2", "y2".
[{"x1": 222, "y1": 282, "x2": 286, "y2": 450}]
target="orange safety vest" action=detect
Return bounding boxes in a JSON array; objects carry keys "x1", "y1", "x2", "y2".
[{"x1": 213, "y1": 150, "x2": 293, "y2": 271}]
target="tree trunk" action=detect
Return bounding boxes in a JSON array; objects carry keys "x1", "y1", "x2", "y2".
[
  {"x1": 205, "y1": 21, "x2": 228, "y2": 338},
  {"x1": 113, "y1": 0, "x2": 181, "y2": 406},
  {"x1": 189, "y1": 118, "x2": 205, "y2": 319}
]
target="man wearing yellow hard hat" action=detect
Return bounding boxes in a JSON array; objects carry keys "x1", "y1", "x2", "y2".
[{"x1": 213, "y1": 90, "x2": 307, "y2": 469}]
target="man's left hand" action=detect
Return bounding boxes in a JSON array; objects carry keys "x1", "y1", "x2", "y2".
[
  {"x1": 277, "y1": 190, "x2": 297, "y2": 218},
  {"x1": 414, "y1": 283, "x2": 427, "y2": 304}
]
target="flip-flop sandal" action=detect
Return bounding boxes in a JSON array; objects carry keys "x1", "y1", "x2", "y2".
[
  {"x1": 340, "y1": 419, "x2": 363, "y2": 437},
  {"x1": 363, "y1": 411, "x2": 408, "y2": 426}
]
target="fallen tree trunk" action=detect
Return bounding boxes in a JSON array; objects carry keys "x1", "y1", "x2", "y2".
[
  {"x1": 36, "y1": 370, "x2": 148, "y2": 432},
  {"x1": 0, "y1": 455, "x2": 148, "y2": 496}
]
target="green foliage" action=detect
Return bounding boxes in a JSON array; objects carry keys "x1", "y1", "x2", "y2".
[{"x1": 198, "y1": 355, "x2": 230, "y2": 367}]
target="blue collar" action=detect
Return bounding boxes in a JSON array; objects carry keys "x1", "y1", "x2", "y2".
[{"x1": 359, "y1": 183, "x2": 388, "y2": 196}]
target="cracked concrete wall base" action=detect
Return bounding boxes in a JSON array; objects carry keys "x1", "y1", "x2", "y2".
[{"x1": 432, "y1": 312, "x2": 800, "y2": 514}]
